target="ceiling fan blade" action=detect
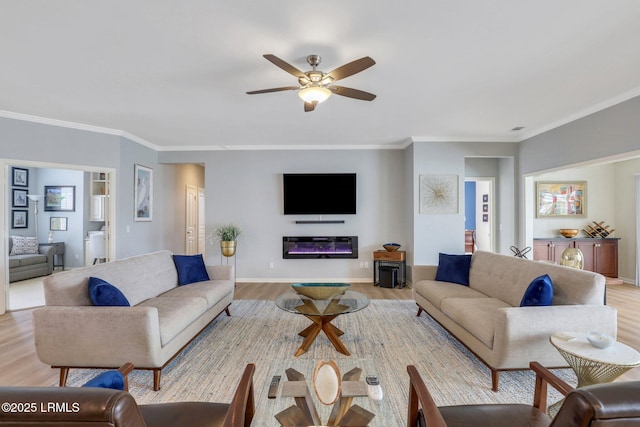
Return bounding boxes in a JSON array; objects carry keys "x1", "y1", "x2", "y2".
[
  {"x1": 246, "y1": 86, "x2": 299, "y2": 95},
  {"x1": 304, "y1": 101, "x2": 317, "y2": 112},
  {"x1": 331, "y1": 86, "x2": 377, "y2": 101},
  {"x1": 326, "y1": 57, "x2": 376, "y2": 82},
  {"x1": 263, "y1": 54, "x2": 306, "y2": 79}
]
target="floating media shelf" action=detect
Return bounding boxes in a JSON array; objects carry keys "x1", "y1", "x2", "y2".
[{"x1": 294, "y1": 220, "x2": 345, "y2": 224}]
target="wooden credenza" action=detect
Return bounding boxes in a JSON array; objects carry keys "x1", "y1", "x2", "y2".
[{"x1": 533, "y1": 238, "x2": 619, "y2": 277}]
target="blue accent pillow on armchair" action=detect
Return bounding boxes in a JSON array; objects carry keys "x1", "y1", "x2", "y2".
[
  {"x1": 520, "y1": 274, "x2": 554, "y2": 307},
  {"x1": 88, "y1": 277, "x2": 130, "y2": 306},
  {"x1": 435, "y1": 253, "x2": 472, "y2": 286},
  {"x1": 82, "y1": 370, "x2": 125, "y2": 390},
  {"x1": 173, "y1": 254, "x2": 210, "y2": 285}
]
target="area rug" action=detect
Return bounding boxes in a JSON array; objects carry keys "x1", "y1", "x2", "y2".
[{"x1": 64, "y1": 299, "x2": 574, "y2": 426}]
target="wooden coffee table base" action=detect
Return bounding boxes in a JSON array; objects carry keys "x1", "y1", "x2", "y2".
[{"x1": 295, "y1": 315, "x2": 350, "y2": 356}]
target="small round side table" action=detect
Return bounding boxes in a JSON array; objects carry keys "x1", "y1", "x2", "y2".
[{"x1": 550, "y1": 332, "x2": 640, "y2": 387}]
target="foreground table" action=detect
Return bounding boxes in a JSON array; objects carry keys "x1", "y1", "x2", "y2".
[
  {"x1": 275, "y1": 290, "x2": 370, "y2": 356},
  {"x1": 550, "y1": 331, "x2": 640, "y2": 387}
]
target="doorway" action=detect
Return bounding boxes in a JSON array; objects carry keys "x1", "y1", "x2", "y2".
[
  {"x1": 465, "y1": 177, "x2": 495, "y2": 252},
  {"x1": 2, "y1": 160, "x2": 115, "y2": 313}
]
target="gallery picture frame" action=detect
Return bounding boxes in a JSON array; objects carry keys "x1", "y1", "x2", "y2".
[
  {"x1": 44, "y1": 186, "x2": 76, "y2": 212},
  {"x1": 134, "y1": 164, "x2": 153, "y2": 221},
  {"x1": 12, "y1": 210, "x2": 28, "y2": 228},
  {"x1": 12, "y1": 167, "x2": 28, "y2": 187},
  {"x1": 12, "y1": 189, "x2": 28, "y2": 208},
  {"x1": 419, "y1": 174, "x2": 459, "y2": 214},
  {"x1": 536, "y1": 181, "x2": 586, "y2": 217},
  {"x1": 50, "y1": 217, "x2": 68, "y2": 231}
]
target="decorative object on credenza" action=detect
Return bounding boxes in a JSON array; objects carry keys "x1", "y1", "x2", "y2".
[
  {"x1": 419, "y1": 174, "x2": 458, "y2": 214},
  {"x1": 291, "y1": 283, "x2": 351, "y2": 300},
  {"x1": 559, "y1": 228, "x2": 579, "y2": 238},
  {"x1": 209, "y1": 224, "x2": 241, "y2": 257},
  {"x1": 313, "y1": 360, "x2": 342, "y2": 405},
  {"x1": 561, "y1": 247, "x2": 584, "y2": 270},
  {"x1": 134, "y1": 164, "x2": 153, "y2": 221},
  {"x1": 48, "y1": 231, "x2": 54, "y2": 243},
  {"x1": 510, "y1": 246, "x2": 531, "y2": 259},
  {"x1": 583, "y1": 221, "x2": 615, "y2": 238},
  {"x1": 536, "y1": 181, "x2": 586, "y2": 217},
  {"x1": 382, "y1": 243, "x2": 401, "y2": 252}
]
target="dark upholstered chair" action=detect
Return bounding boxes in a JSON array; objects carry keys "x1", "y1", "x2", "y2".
[
  {"x1": 408, "y1": 361, "x2": 640, "y2": 427},
  {"x1": 0, "y1": 363, "x2": 255, "y2": 427}
]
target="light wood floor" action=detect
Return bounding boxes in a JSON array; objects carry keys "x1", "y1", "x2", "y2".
[{"x1": 1, "y1": 282, "x2": 638, "y2": 387}]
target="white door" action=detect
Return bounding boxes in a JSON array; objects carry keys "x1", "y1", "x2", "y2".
[
  {"x1": 185, "y1": 185, "x2": 198, "y2": 255},
  {"x1": 198, "y1": 188, "x2": 206, "y2": 255}
]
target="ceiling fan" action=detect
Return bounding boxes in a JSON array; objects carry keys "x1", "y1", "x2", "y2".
[{"x1": 247, "y1": 54, "x2": 376, "y2": 112}]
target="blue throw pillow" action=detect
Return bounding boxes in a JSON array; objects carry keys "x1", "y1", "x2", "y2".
[
  {"x1": 435, "y1": 253, "x2": 472, "y2": 286},
  {"x1": 173, "y1": 254, "x2": 210, "y2": 285},
  {"x1": 88, "y1": 277, "x2": 130, "y2": 306},
  {"x1": 520, "y1": 274, "x2": 554, "y2": 307},
  {"x1": 82, "y1": 370, "x2": 125, "y2": 390}
]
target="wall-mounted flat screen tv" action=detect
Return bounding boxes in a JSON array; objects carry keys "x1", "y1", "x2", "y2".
[{"x1": 283, "y1": 173, "x2": 357, "y2": 215}]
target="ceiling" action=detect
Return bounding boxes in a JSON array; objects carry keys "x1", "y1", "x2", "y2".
[{"x1": 1, "y1": 1, "x2": 640, "y2": 151}]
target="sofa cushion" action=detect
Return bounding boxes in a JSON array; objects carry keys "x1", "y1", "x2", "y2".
[
  {"x1": 520, "y1": 274, "x2": 553, "y2": 307},
  {"x1": 161, "y1": 280, "x2": 233, "y2": 309},
  {"x1": 173, "y1": 254, "x2": 210, "y2": 286},
  {"x1": 82, "y1": 371, "x2": 125, "y2": 390},
  {"x1": 10, "y1": 236, "x2": 39, "y2": 255},
  {"x1": 414, "y1": 280, "x2": 488, "y2": 310},
  {"x1": 441, "y1": 297, "x2": 511, "y2": 348},
  {"x1": 137, "y1": 296, "x2": 208, "y2": 345},
  {"x1": 88, "y1": 277, "x2": 131, "y2": 307},
  {"x1": 435, "y1": 253, "x2": 472, "y2": 286},
  {"x1": 9, "y1": 253, "x2": 47, "y2": 267}
]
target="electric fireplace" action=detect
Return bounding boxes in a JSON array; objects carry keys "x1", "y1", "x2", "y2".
[{"x1": 282, "y1": 236, "x2": 358, "y2": 259}]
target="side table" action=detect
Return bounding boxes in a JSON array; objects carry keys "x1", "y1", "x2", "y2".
[
  {"x1": 39, "y1": 242, "x2": 65, "y2": 270},
  {"x1": 550, "y1": 332, "x2": 640, "y2": 387},
  {"x1": 373, "y1": 250, "x2": 406, "y2": 288}
]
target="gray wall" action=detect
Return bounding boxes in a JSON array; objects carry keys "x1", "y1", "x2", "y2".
[{"x1": 161, "y1": 149, "x2": 407, "y2": 281}]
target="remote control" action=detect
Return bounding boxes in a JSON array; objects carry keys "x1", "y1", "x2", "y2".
[
  {"x1": 366, "y1": 375, "x2": 383, "y2": 400},
  {"x1": 268, "y1": 375, "x2": 281, "y2": 399}
]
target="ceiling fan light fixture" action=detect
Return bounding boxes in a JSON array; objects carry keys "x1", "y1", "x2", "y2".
[{"x1": 298, "y1": 86, "x2": 332, "y2": 103}]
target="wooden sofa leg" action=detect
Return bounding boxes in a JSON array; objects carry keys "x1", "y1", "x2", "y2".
[
  {"x1": 225, "y1": 307, "x2": 231, "y2": 316},
  {"x1": 153, "y1": 369, "x2": 162, "y2": 391},
  {"x1": 491, "y1": 370, "x2": 499, "y2": 392},
  {"x1": 59, "y1": 367, "x2": 69, "y2": 387},
  {"x1": 416, "y1": 306, "x2": 423, "y2": 317}
]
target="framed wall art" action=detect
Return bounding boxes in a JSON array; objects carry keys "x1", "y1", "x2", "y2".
[
  {"x1": 134, "y1": 164, "x2": 153, "y2": 221},
  {"x1": 12, "y1": 167, "x2": 28, "y2": 187},
  {"x1": 12, "y1": 210, "x2": 28, "y2": 228},
  {"x1": 536, "y1": 181, "x2": 586, "y2": 217},
  {"x1": 419, "y1": 174, "x2": 458, "y2": 214},
  {"x1": 44, "y1": 186, "x2": 76, "y2": 212},
  {"x1": 12, "y1": 189, "x2": 28, "y2": 208},
  {"x1": 50, "y1": 217, "x2": 68, "y2": 231}
]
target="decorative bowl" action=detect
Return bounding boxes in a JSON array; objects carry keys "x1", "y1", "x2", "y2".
[
  {"x1": 383, "y1": 243, "x2": 401, "y2": 252},
  {"x1": 559, "y1": 229, "x2": 579, "y2": 238},
  {"x1": 586, "y1": 331, "x2": 615, "y2": 349},
  {"x1": 291, "y1": 283, "x2": 351, "y2": 300}
]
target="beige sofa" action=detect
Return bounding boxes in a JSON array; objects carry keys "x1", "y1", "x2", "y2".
[
  {"x1": 413, "y1": 250, "x2": 617, "y2": 391},
  {"x1": 33, "y1": 250, "x2": 234, "y2": 390}
]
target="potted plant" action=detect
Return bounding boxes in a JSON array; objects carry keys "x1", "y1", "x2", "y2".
[{"x1": 210, "y1": 224, "x2": 241, "y2": 257}]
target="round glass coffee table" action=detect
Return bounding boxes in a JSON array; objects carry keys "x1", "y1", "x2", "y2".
[{"x1": 275, "y1": 289, "x2": 370, "y2": 357}]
